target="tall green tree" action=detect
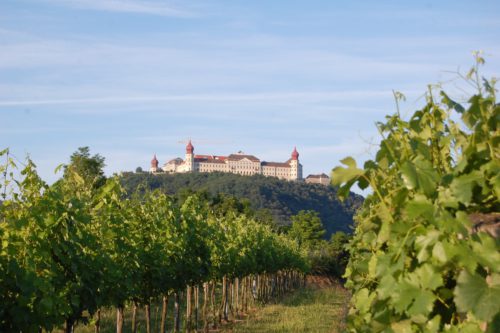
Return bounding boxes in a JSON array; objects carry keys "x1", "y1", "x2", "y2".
[
  {"x1": 64, "y1": 147, "x2": 106, "y2": 188},
  {"x1": 288, "y1": 210, "x2": 326, "y2": 248}
]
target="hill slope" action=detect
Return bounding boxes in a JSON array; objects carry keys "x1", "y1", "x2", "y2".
[{"x1": 120, "y1": 172, "x2": 363, "y2": 236}]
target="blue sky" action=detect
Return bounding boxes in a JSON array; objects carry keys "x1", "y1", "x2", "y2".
[{"x1": 1, "y1": 0, "x2": 499, "y2": 192}]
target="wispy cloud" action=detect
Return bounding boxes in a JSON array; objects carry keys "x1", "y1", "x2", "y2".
[
  {"x1": 0, "y1": 90, "x2": 397, "y2": 107},
  {"x1": 41, "y1": 0, "x2": 195, "y2": 17}
]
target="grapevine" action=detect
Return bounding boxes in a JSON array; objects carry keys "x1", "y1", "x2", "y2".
[
  {"x1": 0, "y1": 151, "x2": 309, "y2": 332},
  {"x1": 332, "y1": 56, "x2": 499, "y2": 332}
]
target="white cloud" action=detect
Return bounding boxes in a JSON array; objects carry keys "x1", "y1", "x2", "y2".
[
  {"x1": 41, "y1": 0, "x2": 195, "y2": 17},
  {"x1": 0, "y1": 90, "x2": 396, "y2": 107}
]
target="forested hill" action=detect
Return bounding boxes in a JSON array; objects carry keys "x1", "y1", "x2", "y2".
[{"x1": 120, "y1": 172, "x2": 363, "y2": 236}]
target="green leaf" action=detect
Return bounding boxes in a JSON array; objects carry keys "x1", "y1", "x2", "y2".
[
  {"x1": 54, "y1": 163, "x2": 64, "y2": 174},
  {"x1": 341, "y1": 156, "x2": 357, "y2": 169},
  {"x1": 405, "y1": 195, "x2": 434, "y2": 220},
  {"x1": 390, "y1": 320, "x2": 413, "y2": 333},
  {"x1": 368, "y1": 254, "x2": 378, "y2": 278},
  {"x1": 415, "y1": 230, "x2": 440, "y2": 263},
  {"x1": 471, "y1": 234, "x2": 500, "y2": 272},
  {"x1": 437, "y1": 187, "x2": 459, "y2": 209},
  {"x1": 401, "y1": 158, "x2": 439, "y2": 196},
  {"x1": 450, "y1": 171, "x2": 483, "y2": 205},
  {"x1": 415, "y1": 264, "x2": 443, "y2": 290},
  {"x1": 377, "y1": 219, "x2": 391, "y2": 244},
  {"x1": 440, "y1": 91, "x2": 465, "y2": 113},
  {"x1": 425, "y1": 315, "x2": 441, "y2": 333},
  {"x1": 378, "y1": 274, "x2": 397, "y2": 300},
  {"x1": 401, "y1": 161, "x2": 418, "y2": 190},
  {"x1": 354, "y1": 288, "x2": 376, "y2": 313},
  {"x1": 432, "y1": 241, "x2": 447, "y2": 264},
  {"x1": 73, "y1": 172, "x2": 85, "y2": 185},
  {"x1": 454, "y1": 271, "x2": 500, "y2": 322},
  {"x1": 407, "y1": 290, "x2": 435, "y2": 317},
  {"x1": 331, "y1": 157, "x2": 364, "y2": 186},
  {"x1": 391, "y1": 278, "x2": 420, "y2": 313},
  {"x1": 454, "y1": 243, "x2": 478, "y2": 273},
  {"x1": 413, "y1": 157, "x2": 439, "y2": 196}
]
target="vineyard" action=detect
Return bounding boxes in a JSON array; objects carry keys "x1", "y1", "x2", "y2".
[
  {"x1": 0, "y1": 152, "x2": 308, "y2": 332},
  {"x1": 1, "y1": 57, "x2": 499, "y2": 333}
]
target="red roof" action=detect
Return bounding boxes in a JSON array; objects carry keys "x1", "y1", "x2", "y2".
[
  {"x1": 186, "y1": 140, "x2": 194, "y2": 154},
  {"x1": 194, "y1": 155, "x2": 228, "y2": 162},
  {"x1": 227, "y1": 154, "x2": 260, "y2": 162},
  {"x1": 291, "y1": 147, "x2": 299, "y2": 160},
  {"x1": 261, "y1": 161, "x2": 291, "y2": 168},
  {"x1": 151, "y1": 154, "x2": 159, "y2": 167},
  {"x1": 195, "y1": 158, "x2": 226, "y2": 164}
]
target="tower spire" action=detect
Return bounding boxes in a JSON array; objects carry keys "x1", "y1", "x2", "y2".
[
  {"x1": 291, "y1": 146, "x2": 299, "y2": 160},
  {"x1": 186, "y1": 139, "x2": 194, "y2": 154},
  {"x1": 150, "y1": 153, "x2": 159, "y2": 173},
  {"x1": 151, "y1": 153, "x2": 159, "y2": 168}
]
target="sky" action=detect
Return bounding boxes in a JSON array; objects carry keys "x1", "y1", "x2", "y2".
[{"x1": 1, "y1": 0, "x2": 499, "y2": 193}]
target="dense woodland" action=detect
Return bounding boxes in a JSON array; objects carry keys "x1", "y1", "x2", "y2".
[{"x1": 120, "y1": 171, "x2": 363, "y2": 237}]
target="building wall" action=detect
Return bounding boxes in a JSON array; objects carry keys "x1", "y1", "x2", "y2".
[
  {"x1": 305, "y1": 175, "x2": 330, "y2": 185},
  {"x1": 159, "y1": 150, "x2": 302, "y2": 181},
  {"x1": 198, "y1": 162, "x2": 228, "y2": 173},
  {"x1": 227, "y1": 159, "x2": 261, "y2": 176}
]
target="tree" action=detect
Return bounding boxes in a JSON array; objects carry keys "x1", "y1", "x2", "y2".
[
  {"x1": 64, "y1": 147, "x2": 106, "y2": 188},
  {"x1": 288, "y1": 210, "x2": 325, "y2": 248},
  {"x1": 119, "y1": 171, "x2": 363, "y2": 236},
  {"x1": 135, "y1": 166, "x2": 143, "y2": 173},
  {"x1": 254, "y1": 208, "x2": 279, "y2": 231}
]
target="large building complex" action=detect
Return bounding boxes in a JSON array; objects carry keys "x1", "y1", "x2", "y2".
[{"x1": 150, "y1": 141, "x2": 303, "y2": 181}]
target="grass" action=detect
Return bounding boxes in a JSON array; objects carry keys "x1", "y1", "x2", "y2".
[
  {"x1": 72, "y1": 277, "x2": 349, "y2": 333},
  {"x1": 221, "y1": 278, "x2": 349, "y2": 333},
  {"x1": 74, "y1": 297, "x2": 188, "y2": 333}
]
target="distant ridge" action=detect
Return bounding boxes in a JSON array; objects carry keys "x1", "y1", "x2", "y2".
[{"x1": 120, "y1": 172, "x2": 363, "y2": 237}]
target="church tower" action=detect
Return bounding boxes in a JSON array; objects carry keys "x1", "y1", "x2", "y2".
[
  {"x1": 289, "y1": 147, "x2": 301, "y2": 180},
  {"x1": 150, "y1": 154, "x2": 159, "y2": 173},
  {"x1": 185, "y1": 140, "x2": 195, "y2": 172}
]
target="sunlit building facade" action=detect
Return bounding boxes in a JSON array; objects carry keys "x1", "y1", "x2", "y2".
[{"x1": 151, "y1": 141, "x2": 303, "y2": 181}]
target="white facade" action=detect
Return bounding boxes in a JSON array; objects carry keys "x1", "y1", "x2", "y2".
[
  {"x1": 305, "y1": 173, "x2": 330, "y2": 185},
  {"x1": 152, "y1": 141, "x2": 303, "y2": 181}
]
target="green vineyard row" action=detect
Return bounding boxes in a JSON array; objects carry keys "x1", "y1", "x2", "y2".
[{"x1": 0, "y1": 151, "x2": 308, "y2": 332}]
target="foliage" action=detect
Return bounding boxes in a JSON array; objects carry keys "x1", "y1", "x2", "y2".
[
  {"x1": 308, "y1": 232, "x2": 351, "y2": 278},
  {"x1": 64, "y1": 146, "x2": 106, "y2": 188},
  {"x1": 288, "y1": 210, "x2": 326, "y2": 248},
  {"x1": 1, "y1": 159, "x2": 107, "y2": 330},
  {"x1": 332, "y1": 57, "x2": 500, "y2": 332},
  {"x1": 0, "y1": 149, "x2": 309, "y2": 331},
  {"x1": 120, "y1": 171, "x2": 363, "y2": 236},
  {"x1": 286, "y1": 209, "x2": 350, "y2": 279}
]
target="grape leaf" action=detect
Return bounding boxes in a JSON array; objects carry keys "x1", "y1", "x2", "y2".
[{"x1": 454, "y1": 271, "x2": 500, "y2": 322}]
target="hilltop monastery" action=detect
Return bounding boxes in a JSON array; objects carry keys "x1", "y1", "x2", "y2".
[{"x1": 150, "y1": 140, "x2": 303, "y2": 181}]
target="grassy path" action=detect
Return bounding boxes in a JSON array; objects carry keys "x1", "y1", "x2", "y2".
[
  {"x1": 74, "y1": 277, "x2": 349, "y2": 333},
  {"x1": 221, "y1": 278, "x2": 349, "y2": 333}
]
